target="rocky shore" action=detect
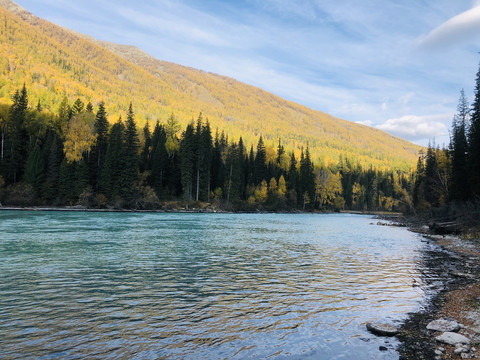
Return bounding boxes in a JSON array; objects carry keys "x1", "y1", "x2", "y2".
[{"x1": 396, "y1": 230, "x2": 480, "y2": 359}]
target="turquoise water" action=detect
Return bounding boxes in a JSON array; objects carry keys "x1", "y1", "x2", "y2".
[{"x1": 0, "y1": 211, "x2": 429, "y2": 359}]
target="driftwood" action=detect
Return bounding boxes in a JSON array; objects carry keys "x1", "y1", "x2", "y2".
[{"x1": 428, "y1": 221, "x2": 461, "y2": 235}]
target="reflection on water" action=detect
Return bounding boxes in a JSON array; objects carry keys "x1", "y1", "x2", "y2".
[{"x1": 0, "y1": 212, "x2": 430, "y2": 359}]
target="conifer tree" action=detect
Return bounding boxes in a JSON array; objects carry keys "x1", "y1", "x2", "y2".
[
  {"x1": 101, "y1": 118, "x2": 125, "y2": 200},
  {"x1": 150, "y1": 121, "x2": 168, "y2": 197},
  {"x1": 5, "y1": 84, "x2": 28, "y2": 183},
  {"x1": 425, "y1": 143, "x2": 439, "y2": 207},
  {"x1": 180, "y1": 122, "x2": 196, "y2": 201},
  {"x1": 254, "y1": 136, "x2": 267, "y2": 184},
  {"x1": 450, "y1": 89, "x2": 469, "y2": 201},
  {"x1": 299, "y1": 146, "x2": 315, "y2": 209},
  {"x1": 468, "y1": 63, "x2": 480, "y2": 196},
  {"x1": 139, "y1": 122, "x2": 151, "y2": 173},
  {"x1": 90, "y1": 101, "x2": 108, "y2": 190},
  {"x1": 24, "y1": 144, "x2": 45, "y2": 195},
  {"x1": 123, "y1": 103, "x2": 139, "y2": 199}
]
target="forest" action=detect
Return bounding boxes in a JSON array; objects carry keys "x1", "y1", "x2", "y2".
[
  {"x1": 0, "y1": 85, "x2": 414, "y2": 212},
  {"x1": 411, "y1": 64, "x2": 480, "y2": 230}
]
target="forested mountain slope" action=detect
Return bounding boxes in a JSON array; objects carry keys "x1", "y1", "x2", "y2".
[{"x1": 0, "y1": 0, "x2": 421, "y2": 170}]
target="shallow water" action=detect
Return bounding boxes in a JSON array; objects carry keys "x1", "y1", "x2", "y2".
[{"x1": 0, "y1": 211, "x2": 431, "y2": 359}]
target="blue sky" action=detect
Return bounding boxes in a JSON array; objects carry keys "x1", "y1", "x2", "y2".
[{"x1": 14, "y1": 0, "x2": 480, "y2": 146}]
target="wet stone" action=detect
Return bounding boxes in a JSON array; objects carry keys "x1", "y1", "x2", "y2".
[{"x1": 366, "y1": 322, "x2": 399, "y2": 336}]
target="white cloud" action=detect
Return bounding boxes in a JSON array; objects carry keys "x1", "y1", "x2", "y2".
[
  {"x1": 355, "y1": 120, "x2": 373, "y2": 126},
  {"x1": 376, "y1": 114, "x2": 450, "y2": 142},
  {"x1": 418, "y1": 5, "x2": 480, "y2": 49}
]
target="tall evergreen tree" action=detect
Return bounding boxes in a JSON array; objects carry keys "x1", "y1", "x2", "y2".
[
  {"x1": 425, "y1": 142, "x2": 439, "y2": 207},
  {"x1": 90, "y1": 101, "x2": 109, "y2": 191},
  {"x1": 101, "y1": 118, "x2": 125, "y2": 201},
  {"x1": 180, "y1": 122, "x2": 196, "y2": 201},
  {"x1": 254, "y1": 136, "x2": 267, "y2": 184},
  {"x1": 150, "y1": 121, "x2": 168, "y2": 197},
  {"x1": 468, "y1": 62, "x2": 480, "y2": 196},
  {"x1": 123, "y1": 103, "x2": 139, "y2": 199},
  {"x1": 450, "y1": 89, "x2": 470, "y2": 201},
  {"x1": 299, "y1": 146, "x2": 315, "y2": 209},
  {"x1": 4, "y1": 84, "x2": 29, "y2": 183},
  {"x1": 139, "y1": 121, "x2": 151, "y2": 174}
]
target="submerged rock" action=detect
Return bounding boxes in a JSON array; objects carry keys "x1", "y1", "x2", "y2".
[
  {"x1": 366, "y1": 322, "x2": 398, "y2": 336},
  {"x1": 427, "y1": 319, "x2": 460, "y2": 332},
  {"x1": 435, "y1": 332, "x2": 471, "y2": 346}
]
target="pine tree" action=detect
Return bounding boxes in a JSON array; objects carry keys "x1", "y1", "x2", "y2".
[
  {"x1": 450, "y1": 89, "x2": 470, "y2": 201},
  {"x1": 123, "y1": 103, "x2": 139, "y2": 199},
  {"x1": 139, "y1": 122, "x2": 151, "y2": 173},
  {"x1": 72, "y1": 98, "x2": 85, "y2": 114},
  {"x1": 299, "y1": 145, "x2": 315, "y2": 209},
  {"x1": 254, "y1": 136, "x2": 267, "y2": 184},
  {"x1": 180, "y1": 122, "x2": 196, "y2": 201},
  {"x1": 24, "y1": 144, "x2": 45, "y2": 195},
  {"x1": 90, "y1": 101, "x2": 109, "y2": 191},
  {"x1": 5, "y1": 84, "x2": 29, "y2": 183},
  {"x1": 150, "y1": 121, "x2": 168, "y2": 197},
  {"x1": 468, "y1": 63, "x2": 480, "y2": 196},
  {"x1": 425, "y1": 142, "x2": 439, "y2": 207},
  {"x1": 101, "y1": 118, "x2": 125, "y2": 201}
]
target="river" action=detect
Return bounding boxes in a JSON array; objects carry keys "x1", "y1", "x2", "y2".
[{"x1": 0, "y1": 211, "x2": 433, "y2": 359}]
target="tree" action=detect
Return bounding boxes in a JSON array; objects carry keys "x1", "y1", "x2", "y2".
[
  {"x1": 101, "y1": 118, "x2": 125, "y2": 201},
  {"x1": 165, "y1": 112, "x2": 181, "y2": 155},
  {"x1": 139, "y1": 122, "x2": 151, "y2": 173},
  {"x1": 90, "y1": 101, "x2": 109, "y2": 190},
  {"x1": 450, "y1": 89, "x2": 469, "y2": 201},
  {"x1": 180, "y1": 122, "x2": 195, "y2": 201},
  {"x1": 72, "y1": 98, "x2": 85, "y2": 114},
  {"x1": 150, "y1": 121, "x2": 168, "y2": 197},
  {"x1": 63, "y1": 112, "x2": 96, "y2": 163},
  {"x1": 468, "y1": 62, "x2": 480, "y2": 196},
  {"x1": 254, "y1": 136, "x2": 267, "y2": 184},
  {"x1": 299, "y1": 145, "x2": 315, "y2": 209},
  {"x1": 122, "y1": 103, "x2": 139, "y2": 198},
  {"x1": 4, "y1": 84, "x2": 29, "y2": 183},
  {"x1": 24, "y1": 144, "x2": 45, "y2": 195}
]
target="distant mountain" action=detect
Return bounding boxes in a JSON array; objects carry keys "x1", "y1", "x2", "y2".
[{"x1": 0, "y1": 0, "x2": 421, "y2": 169}]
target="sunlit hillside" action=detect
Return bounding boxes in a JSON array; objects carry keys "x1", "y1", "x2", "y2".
[{"x1": 0, "y1": 0, "x2": 421, "y2": 170}]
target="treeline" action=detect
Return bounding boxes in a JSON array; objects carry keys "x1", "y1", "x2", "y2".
[
  {"x1": 0, "y1": 85, "x2": 414, "y2": 212},
  {"x1": 412, "y1": 64, "x2": 480, "y2": 226}
]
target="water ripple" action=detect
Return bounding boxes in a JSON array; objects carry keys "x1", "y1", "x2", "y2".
[{"x1": 0, "y1": 212, "x2": 430, "y2": 359}]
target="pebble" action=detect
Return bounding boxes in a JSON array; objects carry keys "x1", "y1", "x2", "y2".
[
  {"x1": 454, "y1": 347, "x2": 467, "y2": 354},
  {"x1": 435, "y1": 349, "x2": 443, "y2": 355}
]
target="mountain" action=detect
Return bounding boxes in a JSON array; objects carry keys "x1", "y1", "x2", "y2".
[{"x1": 0, "y1": 0, "x2": 421, "y2": 170}]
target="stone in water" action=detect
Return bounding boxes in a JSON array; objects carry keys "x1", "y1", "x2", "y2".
[{"x1": 366, "y1": 322, "x2": 398, "y2": 336}]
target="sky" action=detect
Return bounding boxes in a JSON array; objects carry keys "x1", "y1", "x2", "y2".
[{"x1": 13, "y1": 0, "x2": 480, "y2": 146}]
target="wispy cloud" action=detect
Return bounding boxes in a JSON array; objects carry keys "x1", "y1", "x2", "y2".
[
  {"x1": 418, "y1": 4, "x2": 480, "y2": 49},
  {"x1": 376, "y1": 114, "x2": 450, "y2": 143}
]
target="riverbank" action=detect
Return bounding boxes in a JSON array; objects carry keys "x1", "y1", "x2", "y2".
[{"x1": 396, "y1": 227, "x2": 480, "y2": 359}]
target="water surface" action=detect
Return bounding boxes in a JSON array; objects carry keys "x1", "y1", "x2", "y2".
[{"x1": 0, "y1": 211, "x2": 430, "y2": 359}]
